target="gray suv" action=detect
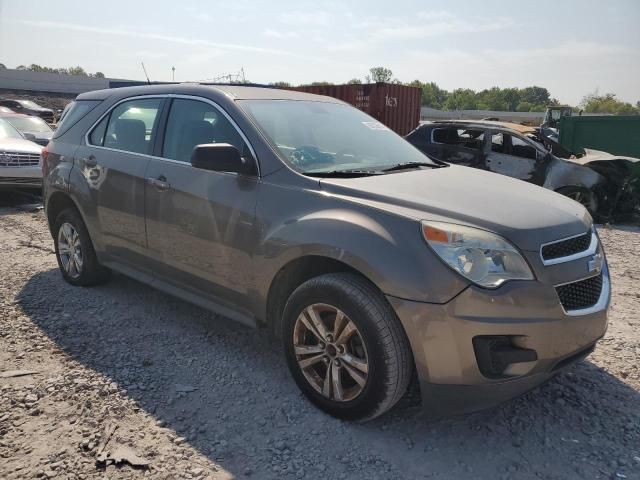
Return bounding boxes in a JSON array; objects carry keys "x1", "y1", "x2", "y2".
[{"x1": 43, "y1": 84, "x2": 610, "y2": 421}]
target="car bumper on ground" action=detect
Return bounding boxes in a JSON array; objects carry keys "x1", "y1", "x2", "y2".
[{"x1": 387, "y1": 264, "x2": 610, "y2": 418}]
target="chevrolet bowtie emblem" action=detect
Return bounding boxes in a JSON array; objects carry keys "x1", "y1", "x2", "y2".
[{"x1": 588, "y1": 253, "x2": 603, "y2": 274}]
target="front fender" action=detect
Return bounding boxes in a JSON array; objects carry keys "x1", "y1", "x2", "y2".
[
  {"x1": 253, "y1": 198, "x2": 470, "y2": 316},
  {"x1": 543, "y1": 159, "x2": 606, "y2": 191}
]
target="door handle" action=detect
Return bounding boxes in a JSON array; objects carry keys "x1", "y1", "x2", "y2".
[{"x1": 146, "y1": 176, "x2": 170, "y2": 192}]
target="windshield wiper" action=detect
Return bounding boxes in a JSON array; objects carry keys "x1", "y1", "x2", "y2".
[
  {"x1": 303, "y1": 169, "x2": 383, "y2": 178},
  {"x1": 381, "y1": 162, "x2": 446, "y2": 172}
]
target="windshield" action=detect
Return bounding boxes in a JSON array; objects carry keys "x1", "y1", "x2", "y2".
[
  {"x1": 19, "y1": 100, "x2": 40, "y2": 108},
  {"x1": 6, "y1": 116, "x2": 52, "y2": 133},
  {"x1": 0, "y1": 118, "x2": 23, "y2": 140},
  {"x1": 239, "y1": 100, "x2": 436, "y2": 174}
]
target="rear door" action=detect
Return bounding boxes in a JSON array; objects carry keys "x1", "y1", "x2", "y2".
[
  {"x1": 143, "y1": 96, "x2": 259, "y2": 310},
  {"x1": 78, "y1": 96, "x2": 164, "y2": 267},
  {"x1": 428, "y1": 126, "x2": 486, "y2": 168}
]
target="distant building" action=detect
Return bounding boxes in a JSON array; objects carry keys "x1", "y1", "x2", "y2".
[{"x1": 0, "y1": 68, "x2": 158, "y2": 97}]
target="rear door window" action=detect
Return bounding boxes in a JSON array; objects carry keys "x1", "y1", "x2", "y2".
[
  {"x1": 98, "y1": 98, "x2": 162, "y2": 155},
  {"x1": 432, "y1": 127, "x2": 484, "y2": 150},
  {"x1": 53, "y1": 100, "x2": 101, "y2": 138}
]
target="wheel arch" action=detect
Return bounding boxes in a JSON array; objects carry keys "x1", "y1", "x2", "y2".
[
  {"x1": 265, "y1": 255, "x2": 381, "y2": 339},
  {"x1": 46, "y1": 191, "x2": 82, "y2": 235}
]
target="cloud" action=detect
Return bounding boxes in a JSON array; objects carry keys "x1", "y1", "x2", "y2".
[
  {"x1": 264, "y1": 28, "x2": 297, "y2": 39},
  {"x1": 278, "y1": 11, "x2": 331, "y2": 27},
  {"x1": 373, "y1": 15, "x2": 515, "y2": 40},
  {"x1": 184, "y1": 7, "x2": 212, "y2": 22},
  {"x1": 15, "y1": 19, "x2": 302, "y2": 58},
  {"x1": 406, "y1": 41, "x2": 631, "y2": 67}
]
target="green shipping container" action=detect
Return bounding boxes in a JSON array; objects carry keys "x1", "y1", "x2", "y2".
[{"x1": 559, "y1": 115, "x2": 640, "y2": 158}]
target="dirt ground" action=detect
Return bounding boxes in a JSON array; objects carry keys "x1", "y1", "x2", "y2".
[{"x1": 0, "y1": 192, "x2": 638, "y2": 480}]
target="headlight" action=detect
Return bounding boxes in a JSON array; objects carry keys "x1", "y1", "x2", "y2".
[{"x1": 421, "y1": 221, "x2": 534, "y2": 288}]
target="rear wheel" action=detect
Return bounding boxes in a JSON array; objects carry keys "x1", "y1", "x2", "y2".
[
  {"x1": 282, "y1": 273, "x2": 412, "y2": 422},
  {"x1": 557, "y1": 186, "x2": 598, "y2": 216},
  {"x1": 53, "y1": 208, "x2": 110, "y2": 286}
]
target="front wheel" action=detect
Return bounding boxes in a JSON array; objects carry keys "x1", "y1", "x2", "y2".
[
  {"x1": 282, "y1": 273, "x2": 412, "y2": 422},
  {"x1": 557, "y1": 186, "x2": 598, "y2": 216}
]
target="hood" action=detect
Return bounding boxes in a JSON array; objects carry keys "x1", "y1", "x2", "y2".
[
  {"x1": 22, "y1": 129, "x2": 53, "y2": 138},
  {"x1": 0, "y1": 137, "x2": 44, "y2": 154},
  {"x1": 319, "y1": 165, "x2": 591, "y2": 251},
  {"x1": 571, "y1": 148, "x2": 640, "y2": 165}
]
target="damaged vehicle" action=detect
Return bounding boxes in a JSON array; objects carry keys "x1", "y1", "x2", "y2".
[
  {"x1": 0, "y1": 113, "x2": 54, "y2": 146},
  {"x1": 43, "y1": 85, "x2": 609, "y2": 421},
  {"x1": 406, "y1": 120, "x2": 639, "y2": 220},
  {"x1": 0, "y1": 118, "x2": 43, "y2": 189}
]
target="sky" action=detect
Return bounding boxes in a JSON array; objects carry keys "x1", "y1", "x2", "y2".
[{"x1": 1, "y1": 0, "x2": 639, "y2": 106}]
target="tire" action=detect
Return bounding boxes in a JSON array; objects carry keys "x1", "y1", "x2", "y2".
[
  {"x1": 557, "y1": 186, "x2": 598, "y2": 217},
  {"x1": 53, "y1": 207, "x2": 110, "y2": 286},
  {"x1": 282, "y1": 273, "x2": 412, "y2": 422}
]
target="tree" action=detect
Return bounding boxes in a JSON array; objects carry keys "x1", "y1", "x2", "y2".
[
  {"x1": 581, "y1": 92, "x2": 639, "y2": 115},
  {"x1": 94, "y1": 72, "x2": 105, "y2": 78},
  {"x1": 0, "y1": 63, "x2": 6, "y2": 69},
  {"x1": 444, "y1": 89, "x2": 477, "y2": 110},
  {"x1": 516, "y1": 102, "x2": 533, "y2": 112},
  {"x1": 519, "y1": 86, "x2": 551, "y2": 106},
  {"x1": 269, "y1": 81, "x2": 292, "y2": 88},
  {"x1": 409, "y1": 81, "x2": 449, "y2": 109},
  {"x1": 15, "y1": 65, "x2": 26, "y2": 70},
  {"x1": 369, "y1": 66, "x2": 393, "y2": 83},
  {"x1": 309, "y1": 81, "x2": 334, "y2": 86},
  {"x1": 67, "y1": 66, "x2": 87, "y2": 76},
  {"x1": 346, "y1": 78, "x2": 362, "y2": 85},
  {"x1": 476, "y1": 87, "x2": 508, "y2": 111}
]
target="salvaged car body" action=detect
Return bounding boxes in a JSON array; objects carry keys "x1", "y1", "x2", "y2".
[
  {"x1": 406, "y1": 120, "x2": 639, "y2": 220},
  {"x1": 0, "y1": 113, "x2": 54, "y2": 146},
  {"x1": 0, "y1": 118, "x2": 43, "y2": 189},
  {"x1": 0, "y1": 98, "x2": 55, "y2": 123}
]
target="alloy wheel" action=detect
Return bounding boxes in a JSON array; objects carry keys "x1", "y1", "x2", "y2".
[
  {"x1": 57, "y1": 222, "x2": 83, "y2": 279},
  {"x1": 293, "y1": 303, "x2": 369, "y2": 402}
]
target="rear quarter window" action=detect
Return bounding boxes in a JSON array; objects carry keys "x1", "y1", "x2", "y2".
[{"x1": 53, "y1": 100, "x2": 101, "y2": 138}]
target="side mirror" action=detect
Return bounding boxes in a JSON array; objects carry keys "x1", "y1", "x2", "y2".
[{"x1": 190, "y1": 143, "x2": 255, "y2": 175}]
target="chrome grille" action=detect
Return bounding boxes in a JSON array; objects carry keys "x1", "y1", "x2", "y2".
[
  {"x1": 556, "y1": 274, "x2": 603, "y2": 311},
  {"x1": 542, "y1": 231, "x2": 591, "y2": 261},
  {"x1": 0, "y1": 151, "x2": 41, "y2": 167}
]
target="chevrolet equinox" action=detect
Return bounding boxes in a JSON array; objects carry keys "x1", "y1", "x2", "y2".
[{"x1": 43, "y1": 85, "x2": 610, "y2": 421}]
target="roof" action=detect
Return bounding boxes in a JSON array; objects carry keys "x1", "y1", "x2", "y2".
[
  {"x1": 77, "y1": 83, "x2": 344, "y2": 103},
  {"x1": 424, "y1": 119, "x2": 538, "y2": 135}
]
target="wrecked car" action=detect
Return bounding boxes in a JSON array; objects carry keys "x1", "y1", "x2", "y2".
[{"x1": 406, "y1": 120, "x2": 639, "y2": 220}]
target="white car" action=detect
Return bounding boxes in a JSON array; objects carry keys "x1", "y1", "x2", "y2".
[{"x1": 0, "y1": 118, "x2": 42, "y2": 189}]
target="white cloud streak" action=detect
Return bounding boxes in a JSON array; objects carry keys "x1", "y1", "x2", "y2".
[{"x1": 14, "y1": 19, "x2": 302, "y2": 58}]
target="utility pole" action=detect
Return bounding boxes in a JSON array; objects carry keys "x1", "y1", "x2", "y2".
[{"x1": 171, "y1": 66, "x2": 175, "y2": 82}]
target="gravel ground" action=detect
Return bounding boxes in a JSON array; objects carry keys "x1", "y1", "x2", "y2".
[{"x1": 0, "y1": 192, "x2": 639, "y2": 480}]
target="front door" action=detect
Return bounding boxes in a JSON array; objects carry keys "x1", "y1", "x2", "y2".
[
  {"x1": 78, "y1": 96, "x2": 164, "y2": 267},
  {"x1": 144, "y1": 97, "x2": 259, "y2": 308},
  {"x1": 485, "y1": 132, "x2": 546, "y2": 183}
]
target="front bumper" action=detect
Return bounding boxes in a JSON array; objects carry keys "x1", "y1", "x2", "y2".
[
  {"x1": 388, "y1": 265, "x2": 609, "y2": 418},
  {"x1": 0, "y1": 166, "x2": 43, "y2": 189}
]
